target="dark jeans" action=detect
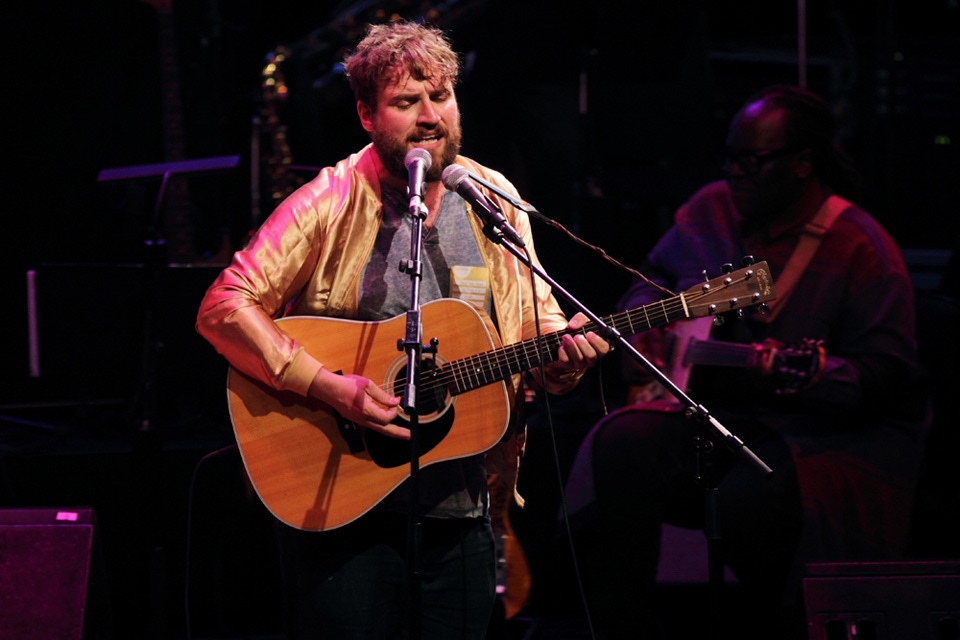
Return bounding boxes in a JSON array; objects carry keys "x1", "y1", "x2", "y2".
[
  {"x1": 275, "y1": 512, "x2": 496, "y2": 640},
  {"x1": 573, "y1": 406, "x2": 803, "y2": 639}
]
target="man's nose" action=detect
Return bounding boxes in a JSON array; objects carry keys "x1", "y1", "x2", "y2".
[{"x1": 418, "y1": 100, "x2": 441, "y2": 124}]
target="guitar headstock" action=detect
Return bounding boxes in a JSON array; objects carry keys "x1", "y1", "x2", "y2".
[{"x1": 683, "y1": 261, "x2": 777, "y2": 320}]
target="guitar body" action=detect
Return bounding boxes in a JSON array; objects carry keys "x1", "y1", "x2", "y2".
[
  {"x1": 627, "y1": 316, "x2": 714, "y2": 404},
  {"x1": 227, "y1": 298, "x2": 513, "y2": 531},
  {"x1": 488, "y1": 472, "x2": 531, "y2": 619},
  {"x1": 665, "y1": 316, "x2": 714, "y2": 394}
]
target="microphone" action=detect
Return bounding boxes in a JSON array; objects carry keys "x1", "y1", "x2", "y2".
[
  {"x1": 441, "y1": 164, "x2": 526, "y2": 248},
  {"x1": 404, "y1": 148, "x2": 432, "y2": 209}
]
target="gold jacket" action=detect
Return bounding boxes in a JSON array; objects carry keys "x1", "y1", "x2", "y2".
[{"x1": 196, "y1": 144, "x2": 575, "y2": 503}]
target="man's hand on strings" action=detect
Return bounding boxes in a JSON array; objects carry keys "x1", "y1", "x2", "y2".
[
  {"x1": 309, "y1": 368, "x2": 407, "y2": 439},
  {"x1": 559, "y1": 312, "x2": 611, "y2": 367},
  {"x1": 543, "y1": 312, "x2": 611, "y2": 391}
]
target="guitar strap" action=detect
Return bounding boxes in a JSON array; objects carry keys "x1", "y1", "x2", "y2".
[{"x1": 759, "y1": 194, "x2": 851, "y2": 323}]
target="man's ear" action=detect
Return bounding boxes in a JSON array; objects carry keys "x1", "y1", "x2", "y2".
[{"x1": 357, "y1": 100, "x2": 374, "y2": 133}]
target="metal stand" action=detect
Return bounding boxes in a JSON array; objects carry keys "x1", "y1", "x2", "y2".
[
  {"x1": 398, "y1": 153, "x2": 432, "y2": 640},
  {"x1": 96, "y1": 156, "x2": 240, "y2": 432}
]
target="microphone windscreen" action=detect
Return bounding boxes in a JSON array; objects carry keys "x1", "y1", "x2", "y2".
[
  {"x1": 404, "y1": 148, "x2": 432, "y2": 170},
  {"x1": 440, "y1": 164, "x2": 469, "y2": 190}
]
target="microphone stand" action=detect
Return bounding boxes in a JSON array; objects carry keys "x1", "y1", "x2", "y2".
[
  {"x1": 399, "y1": 175, "x2": 431, "y2": 640},
  {"x1": 470, "y1": 188, "x2": 772, "y2": 639},
  {"x1": 477, "y1": 216, "x2": 773, "y2": 474}
]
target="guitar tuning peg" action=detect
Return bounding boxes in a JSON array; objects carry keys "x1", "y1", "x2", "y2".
[
  {"x1": 701, "y1": 269, "x2": 709, "y2": 282},
  {"x1": 741, "y1": 255, "x2": 755, "y2": 266},
  {"x1": 713, "y1": 315, "x2": 726, "y2": 327},
  {"x1": 737, "y1": 309, "x2": 745, "y2": 319},
  {"x1": 721, "y1": 263, "x2": 734, "y2": 274},
  {"x1": 758, "y1": 303, "x2": 770, "y2": 315}
]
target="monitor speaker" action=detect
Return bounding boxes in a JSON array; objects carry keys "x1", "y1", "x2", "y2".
[
  {"x1": 0, "y1": 508, "x2": 96, "y2": 640},
  {"x1": 804, "y1": 560, "x2": 960, "y2": 640}
]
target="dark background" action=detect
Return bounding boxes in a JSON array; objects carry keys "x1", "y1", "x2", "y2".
[{"x1": 2, "y1": 1, "x2": 958, "y2": 638}]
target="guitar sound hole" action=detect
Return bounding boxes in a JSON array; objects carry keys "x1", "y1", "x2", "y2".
[
  {"x1": 391, "y1": 358, "x2": 450, "y2": 418},
  {"x1": 364, "y1": 358, "x2": 455, "y2": 468}
]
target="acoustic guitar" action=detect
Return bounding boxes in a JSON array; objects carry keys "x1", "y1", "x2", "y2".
[{"x1": 226, "y1": 263, "x2": 776, "y2": 531}]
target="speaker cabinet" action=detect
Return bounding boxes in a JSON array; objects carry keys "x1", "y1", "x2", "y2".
[
  {"x1": 0, "y1": 508, "x2": 96, "y2": 640},
  {"x1": 804, "y1": 561, "x2": 960, "y2": 640}
]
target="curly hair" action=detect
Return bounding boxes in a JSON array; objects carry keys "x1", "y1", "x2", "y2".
[
  {"x1": 748, "y1": 85, "x2": 862, "y2": 201},
  {"x1": 344, "y1": 21, "x2": 461, "y2": 110}
]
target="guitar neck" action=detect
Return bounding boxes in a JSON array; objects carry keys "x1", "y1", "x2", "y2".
[
  {"x1": 446, "y1": 294, "x2": 690, "y2": 395},
  {"x1": 443, "y1": 261, "x2": 775, "y2": 395},
  {"x1": 683, "y1": 339, "x2": 758, "y2": 369}
]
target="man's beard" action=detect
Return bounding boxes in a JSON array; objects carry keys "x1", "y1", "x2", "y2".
[{"x1": 371, "y1": 121, "x2": 462, "y2": 183}]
